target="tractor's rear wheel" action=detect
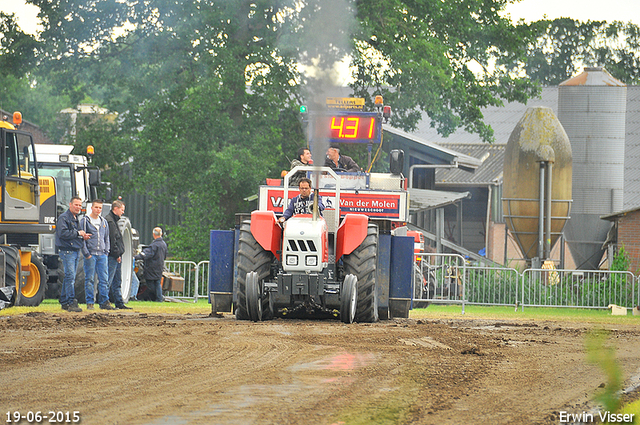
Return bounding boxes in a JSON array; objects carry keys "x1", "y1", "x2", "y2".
[
  {"x1": 343, "y1": 224, "x2": 379, "y2": 323},
  {"x1": 236, "y1": 220, "x2": 273, "y2": 321},
  {"x1": 340, "y1": 274, "x2": 358, "y2": 324},
  {"x1": 17, "y1": 252, "x2": 47, "y2": 306}
]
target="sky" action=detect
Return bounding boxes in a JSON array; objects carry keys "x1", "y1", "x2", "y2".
[{"x1": 1, "y1": 0, "x2": 640, "y2": 35}]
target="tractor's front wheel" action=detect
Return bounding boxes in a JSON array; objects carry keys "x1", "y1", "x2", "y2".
[
  {"x1": 340, "y1": 274, "x2": 358, "y2": 324},
  {"x1": 236, "y1": 220, "x2": 273, "y2": 321},
  {"x1": 246, "y1": 272, "x2": 263, "y2": 322},
  {"x1": 343, "y1": 224, "x2": 379, "y2": 323}
]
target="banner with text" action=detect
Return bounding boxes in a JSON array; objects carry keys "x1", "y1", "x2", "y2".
[{"x1": 259, "y1": 187, "x2": 407, "y2": 221}]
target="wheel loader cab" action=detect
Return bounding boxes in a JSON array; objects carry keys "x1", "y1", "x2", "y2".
[{"x1": 1, "y1": 128, "x2": 40, "y2": 222}]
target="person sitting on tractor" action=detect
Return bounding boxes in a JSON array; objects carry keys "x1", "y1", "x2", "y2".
[
  {"x1": 278, "y1": 178, "x2": 325, "y2": 223},
  {"x1": 324, "y1": 145, "x2": 360, "y2": 172},
  {"x1": 288, "y1": 147, "x2": 313, "y2": 186}
]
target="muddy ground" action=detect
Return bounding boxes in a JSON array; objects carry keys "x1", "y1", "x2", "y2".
[{"x1": 1, "y1": 311, "x2": 639, "y2": 425}]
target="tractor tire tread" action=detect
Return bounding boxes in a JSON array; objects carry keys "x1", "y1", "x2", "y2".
[{"x1": 236, "y1": 221, "x2": 273, "y2": 321}]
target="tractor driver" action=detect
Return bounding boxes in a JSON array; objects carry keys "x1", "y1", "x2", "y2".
[{"x1": 278, "y1": 178, "x2": 325, "y2": 224}]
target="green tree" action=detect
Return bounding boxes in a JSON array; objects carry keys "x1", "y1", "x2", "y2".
[
  {"x1": 0, "y1": 73, "x2": 71, "y2": 142},
  {"x1": 10, "y1": 0, "x2": 545, "y2": 258},
  {"x1": 0, "y1": 12, "x2": 38, "y2": 77},
  {"x1": 0, "y1": 12, "x2": 70, "y2": 138},
  {"x1": 351, "y1": 0, "x2": 540, "y2": 142},
  {"x1": 524, "y1": 18, "x2": 640, "y2": 85}
]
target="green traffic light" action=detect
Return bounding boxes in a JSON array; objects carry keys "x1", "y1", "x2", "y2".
[{"x1": 299, "y1": 105, "x2": 307, "y2": 113}]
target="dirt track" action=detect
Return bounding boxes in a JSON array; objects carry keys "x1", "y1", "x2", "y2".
[{"x1": 1, "y1": 312, "x2": 639, "y2": 425}]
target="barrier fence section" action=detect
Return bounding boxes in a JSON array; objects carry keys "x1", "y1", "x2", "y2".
[
  {"x1": 163, "y1": 260, "x2": 200, "y2": 301},
  {"x1": 196, "y1": 261, "x2": 209, "y2": 302},
  {"x1": 521, "y1": 269, "x2": 637, "y2": 310},
  {"x1": 465, "y1": 266, "x2": 520, "y2": 307},
  {"x1": 414, "y1": 253, "x2": 467, "y2": 312},
  {"x1": 182, "y1": 255, "x2": 640, "y2": 310},
  {"x1": 413, "y1": 253, "x2": 640, "y2": 312}
]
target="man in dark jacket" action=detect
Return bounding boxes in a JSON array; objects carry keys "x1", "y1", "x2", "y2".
[
  {"x1": 288, "y1": 146, "x2": 312, "y2": 186},
  {"x1": 55, "y1": 197, "x2": 91, "y2": 312},
  {"x1": 135, "y1": 227, "x2": 168, "y2": 302},
  {"x1": 106, "y1": 200, "x2": 131, "y2": 309},
  {"x1": 324, "y1": 145, "x2": 360, "y2": 172}
]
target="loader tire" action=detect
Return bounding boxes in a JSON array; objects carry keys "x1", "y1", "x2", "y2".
[
  {"x1": 0, "y1": 245, "x2": 19, "y2": 293},
  {"x1": 74, "y1": 256, "x2": 87, "y2": 303},
  {"x1": 236, "y1": 220, "x2": 273, "y2": 321},
  {"x1": 343, "y1": 224, "x2": 379, "y2": 323},
  {"x1": 16, "y1": 252, "x2": 47, "y2": 307},
  {"x1": 118, "y1": 216, "x2": 134, "y2": 303},
  {"x1": 44, "y1": 256, "x2": 63, "y2": 299}
]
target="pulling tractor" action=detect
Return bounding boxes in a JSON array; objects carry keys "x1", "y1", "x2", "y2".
[
  {"x1": 236, "y1": 167, "x2": 379, "y2": 323},
  {"x1": 210, "y1": 161, "x2": 415, "y2": 323},
  {"x1": 210, "y1": 96, "x2": 415, "y2": 322},
  {"x1": 209, "y1": 96, "x2": 413, "y2": 323}
]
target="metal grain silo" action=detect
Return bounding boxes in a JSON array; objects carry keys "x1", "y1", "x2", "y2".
[
  {"x1": 503, "y1": 107, "x2": 573, "y2": 262},
  {"x1": 559, "y1": 67, "x2": 626, "y2": 270}
]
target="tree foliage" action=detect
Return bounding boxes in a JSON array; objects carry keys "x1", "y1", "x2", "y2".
[
  {"x1": 523, "y1": 18, "x2": 640, "y2": 85},
  {"x1": 0, "y1": 12, "x2": 38, "y2": 77},
  {"x1": 351, "y1": 0, "x2": 540, "y2": 142},
  {"x1": 11, "y1": 1, "x2": 640, "y2": 259}
]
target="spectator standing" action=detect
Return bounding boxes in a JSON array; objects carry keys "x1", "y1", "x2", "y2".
[
  {"x1": 55, "y1": 197, "x2": 90, "y2": 312},
  {"x1": 106, "y1": 200, "x2": 132, "y2": 309},
  {"x1": 135, "y1": 227, "x2": 168, "y2": 302},
  {"x1": 79, "y1": 200, "x2": 114, "y2": 310},
  {"x1": 289, "y1": 147, "x2": 312, "y2": 186}
]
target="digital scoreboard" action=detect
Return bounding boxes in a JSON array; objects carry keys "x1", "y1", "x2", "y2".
[{"x1": 311, "y1": 112, "x2": 381, "y2": 144}]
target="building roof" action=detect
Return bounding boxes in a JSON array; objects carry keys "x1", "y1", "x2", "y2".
[
  {"x1": 410, "y1": 87, "x2": 559, "y2": 145},
  {"x1": 382, "y1": 124, "x2": 482, "y2": 172},
  {"x1": 410, "y1": 85, "x2": 640, "y2": 211},
  {"x1": 601, "y1": 206, "x2": 640, "y2": 221},
  {"x1": 435, "y1": 143, "x2": 504, "y2": 187},
  {"x1": 409, "y1": 188, "x2": 471, "y2": 211}
]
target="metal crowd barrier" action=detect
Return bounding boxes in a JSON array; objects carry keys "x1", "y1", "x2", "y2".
[
  {"x1": 185, "y1": 255, "x2": 639, "y2": 311},
  {"x1": 413, "y1": 253, "x2": 640, "y2": 312},
  {"x1": 414, "y1": 253, "x2": 467, "y2": 313},
  {"x1": 163, "y1": 260, "x2": 207, "y2": 302},
  {"x1": 521, "y1": 268, "x2": 637, "y2": 310}
]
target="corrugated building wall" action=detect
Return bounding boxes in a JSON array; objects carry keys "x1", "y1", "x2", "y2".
[{"x1": 559, "y1": 67, "x2": 627, "y2": 269}]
